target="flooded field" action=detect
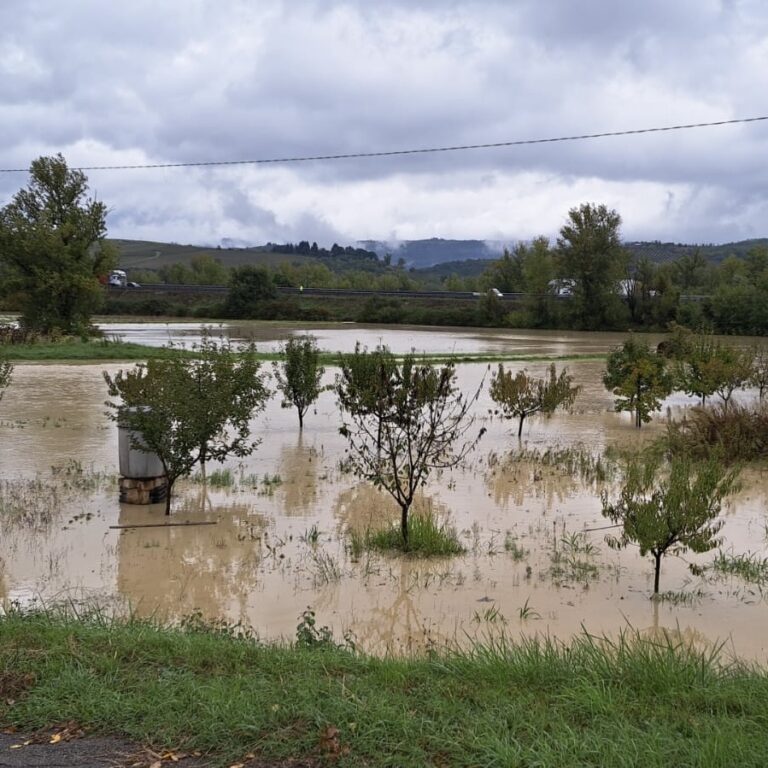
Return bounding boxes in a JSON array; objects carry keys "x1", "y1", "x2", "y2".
[
  {"x1": 2, "y1": 326, "x2": 768, "y2": 661},
  {"x1": 99, "y1": 319, "x2": 671, "y2": 356}
]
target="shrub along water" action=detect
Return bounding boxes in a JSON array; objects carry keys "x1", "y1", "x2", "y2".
[
  {"x1": 2, "y1": 610, "x2": 768, "y2": 767},
  {"x1": 665, "y1": 402, "x2": 768, "y2": 461}
]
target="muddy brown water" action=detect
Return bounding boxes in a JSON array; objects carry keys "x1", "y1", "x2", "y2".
[{"x1": 2, "y1": 325, "x2": 768, "y2": 661}]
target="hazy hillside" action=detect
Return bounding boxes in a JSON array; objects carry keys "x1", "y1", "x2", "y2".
[
  {"x1": 362, "y1": 237, "x2": 768, "y2": 269},
  {"x1": 624, "y1": 239, "x2": 768, "y2": 263},
  {"x1": 110, "y1": 239, "x2": 308, "y2": 271},
  {"x1": 110, "y1": 236, "x2": 768, "y2": 279}
]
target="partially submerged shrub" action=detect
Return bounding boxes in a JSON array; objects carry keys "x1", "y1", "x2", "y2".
[{"x1": 665, "y1": 403, "x2": 768, "y2": 461}]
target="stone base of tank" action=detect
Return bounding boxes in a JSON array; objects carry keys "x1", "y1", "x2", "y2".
[{"x1": 119, "y1": 476, "x2": 168, "y2": 505}]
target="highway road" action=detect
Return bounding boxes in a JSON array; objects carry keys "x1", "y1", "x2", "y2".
[
  {"x1": 108, "y1": 284, "x2": 710, "y2": 302},
  {"x1": 109, "y1": 284, "x2": 532, "y2": 301}
]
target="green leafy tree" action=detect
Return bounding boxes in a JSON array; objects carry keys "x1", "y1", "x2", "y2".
[
  {"x1": 222, "y1": 266, "x2": 278, "y2": 318},
  {"x1": 336, "y1": 347, "x2": 484, "y2": 548},
  {"x1": 0, "y1": 154, "x2": 115, "y2": 335},
  {"x1": 520, "y1": 236, "x2": 557, "y2": 327},
  {"x1": 709, "y1": 346, "x2": 754, "y2": 412},
  {"x1": 0, "y1": 357, "x2": 12, "y2": 404},
  {"x1": 104, "y1": 338, "x2": 270, "y2": 514},
  {"x1": 603, "y1": 337, "x2": 673, "y2": 428},
  {"x1": 557, "y1": 203, "x2": 629, "y2": 329},
  {"x1": 601, "y1": 454, "x2": 739, "y2": 593},
  {"x1": 673, "y1": 249, "x2": 709, "y2": 294},
  {"x1": 273, "y1": 335, "x2": 325, "y2": 430},
  {"x1": 677, "y1": 333, "x2": 752, "y2": 409},
  {"x1": 490, "y1": 363, "x2": 579, "y2": 437},
  {"x1": 479, "y1": 246, "x2": 524, "y2": 294},
  {"x1": 750, "y1": 346, "x2": 768, "y2": 401}
]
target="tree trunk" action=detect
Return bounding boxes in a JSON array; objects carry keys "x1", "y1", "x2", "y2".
[
  {"x1": 298, "y1": 408, "x2": 304, "y2": 431},
  {"x1": 517, "y1": 414, "x2": 525, "y2": 438},
  {"x1": 165, "y1": 478, "x2": 174, "y2": 516},
  {"x1": 400, "y1": 505, "x2": 409, "y2": 550},
  {"x1": 653, "y1": 552, "x2": 662, "y2": 594}
]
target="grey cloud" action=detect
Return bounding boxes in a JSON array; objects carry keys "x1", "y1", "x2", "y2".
[{"x1": 2, "y1": 0, "x2": 768, "y2": 245}]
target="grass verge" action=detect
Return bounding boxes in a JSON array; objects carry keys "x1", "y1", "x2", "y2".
[
  {"x1": 2, "y1": 610, "x2": 768, "y2": 767},
  {"x1": 0, "y1": 340, "x2": 192, "y2": 362}
]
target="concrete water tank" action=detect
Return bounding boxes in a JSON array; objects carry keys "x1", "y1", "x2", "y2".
[
  {"x1": 118, "y1": 419, "x2": 164, "y2": 478},
  {"x1": 117, "y1": 408, "x2": 167, "y2": 504}
]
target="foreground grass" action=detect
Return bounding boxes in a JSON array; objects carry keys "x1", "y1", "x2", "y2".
[{"x1": 2, "y1": 612, "x2": 768, "y2": 766}]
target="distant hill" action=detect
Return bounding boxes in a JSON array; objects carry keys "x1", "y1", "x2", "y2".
[
  {"x1": 110, "y1": 236, "x2": 768, "y2": 279},
  {"x1": 362, "y1": 237, "x2": 768, "y2": 269},
  {"x1": 624, "y1": 239, "x2": 768, "y2": 264},
  {"x1": 109, "y1": 239, "x2": 307, "y2": 272}
]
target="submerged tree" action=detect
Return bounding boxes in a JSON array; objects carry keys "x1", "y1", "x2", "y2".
[
  {"x1": 0, "y1": 357, "x2": 12, "y2": 404},
  {"x1": 677, "y1": 332, "x2": 753, "y2": 410},
  {"x1": 0, "y1": 154, "x2": 115, "y2": 335},
  {"x1": 104, "y1": 338, "x2": 270, "y2": 513},
  {"x1": 336, "y1": 346, "x2": 484, "y2": 549},
  {"x1": 273, "y1": 335, "x2": 325, "y2": 430},
  {"x1": 490, "y1": 363, "x2": 579, "y2": 437},
  {"x1": 601, "y1": 454, "x2": 739, "y2": 594},
  {"x1": 750, "y1": 346, "x2": 768, "y2": 401},
  {"x1": 603, "y1": 337, "x2": 673, "y2": 428}
]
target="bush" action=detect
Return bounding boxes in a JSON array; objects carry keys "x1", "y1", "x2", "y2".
[{"x1": 665, "y1": 403, "x2": 768, "y2": 461}]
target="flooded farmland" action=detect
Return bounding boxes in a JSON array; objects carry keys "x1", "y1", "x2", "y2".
[{"x1": 2, "y1": 324, "x2": 768, "y2": 661}]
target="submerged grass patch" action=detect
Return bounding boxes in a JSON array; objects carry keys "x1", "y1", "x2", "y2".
[
  {"x1": 352, "y1": 510, "x2": 465, "y2": 556},
  {"x1": 2, "y1": 610, "x2": 768, "y2": 767},
  {"x1": 713, "y1": 550, "x2": 768, "y2": 585}
]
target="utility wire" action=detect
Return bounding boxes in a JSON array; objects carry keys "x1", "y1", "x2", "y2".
[{"x1": 1, "y1": 115, "x2": 766, "y2": 173}]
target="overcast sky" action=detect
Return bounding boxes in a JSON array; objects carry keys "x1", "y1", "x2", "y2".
[{"x1": 2, "y1": 0, "x2": 767, "y2": 248}]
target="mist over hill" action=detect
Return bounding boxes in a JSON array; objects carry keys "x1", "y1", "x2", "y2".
[
  {"x1": 359, "y1": 238, "x2": 504, "y2": 268},
  {"x1": 360, "y1": 237, "x2": 768, "y2": 269}
]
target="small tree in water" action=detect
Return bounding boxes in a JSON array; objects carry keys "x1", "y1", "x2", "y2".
[
  {"x1": 104, "y1": 336, "x2": 270, "y2": 514},
  {"x1": 490, "y1": 363, "x2": 579, "y2": 438},
  {"x1": 601, "y1": 454, "x2": 739, "y2": 594},
  {"x1": 336, "y1": 346, "x2": 484, "y2": 549},
  {"x1": 273, "y1": 335, "x2": 325, "y2": 430},
  {"x1": 0, "y1": 357, "x2": 12, "y2": 404},
  {"x1": 603, "y1": 337, "x2": 672, "y2": 428}
]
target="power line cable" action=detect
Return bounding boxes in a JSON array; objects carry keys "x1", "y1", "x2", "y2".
[{"x1": 1, "y1": 115, "x2": 766, "y2": 173}]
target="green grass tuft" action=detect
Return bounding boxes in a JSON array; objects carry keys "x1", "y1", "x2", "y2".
[
  {"x1": 360, "y1": 511, "x2": 465, "y2": 556},
  {"x1": 713, "y1": 550, "x2": 768, "y2": 584}
]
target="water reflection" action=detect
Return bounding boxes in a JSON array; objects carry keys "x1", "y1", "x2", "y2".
[
  {"x1": 277, "y1": 436, "x2": 321, "y2": 516},
  {"x1": 115, "y1": 500, "x2": 265, "y2": 622}
]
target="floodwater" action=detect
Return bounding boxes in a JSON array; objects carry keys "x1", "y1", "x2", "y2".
[
  {"x1": 100, "y1": 319, "x2": 674, "y2": 356},
  {"x1": 2, "y1": 328, "x2": 768, "y2": 661}
]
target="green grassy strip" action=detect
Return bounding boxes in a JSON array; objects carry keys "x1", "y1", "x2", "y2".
[
  {"x1": 2, "y1": 612, "x2": 768, "y2": 767},
  {"x1": 0, "y1": 341, "x2": 193, "y2": 362},
  {"x1": 2, "y1": 340, "x2": 607, "y2": 365}
]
